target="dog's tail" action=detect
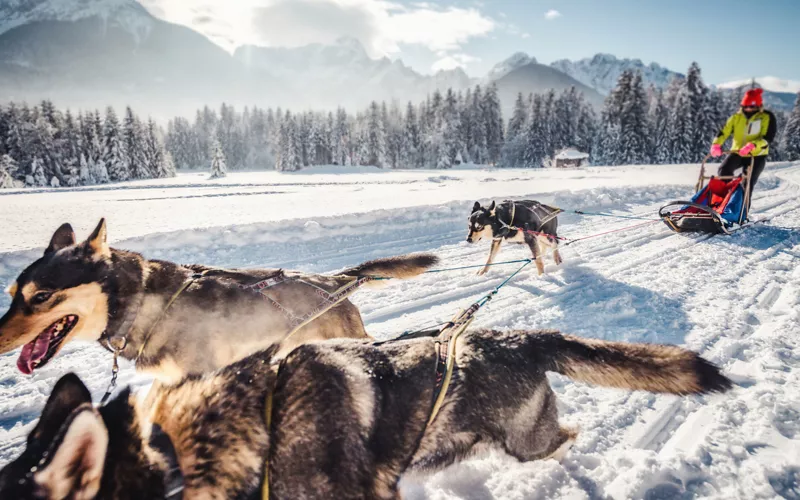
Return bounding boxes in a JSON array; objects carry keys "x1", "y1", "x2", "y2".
[
  {"x1": 341, "y1": 253, "x2": 439, "y2": 281},
  {"x1": 537, "y1": 331, "x2": 731, "y2": 395}
]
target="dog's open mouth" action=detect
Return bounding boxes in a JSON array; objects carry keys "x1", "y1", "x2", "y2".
[{"x1": 16, "y1": 315, "x2": 79, "y2": 374}]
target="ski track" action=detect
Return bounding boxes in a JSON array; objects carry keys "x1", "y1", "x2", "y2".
[{"x1": 0, "y1": 164, "x2": 799, "y2": 499}]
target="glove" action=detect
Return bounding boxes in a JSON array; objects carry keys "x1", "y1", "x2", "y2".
[
  {"x1": 709, "y1": 144, "x2": 723, "y2": 157},
  {"x1": 739, "y1": 143, "x2": 756, "y2": 156}
]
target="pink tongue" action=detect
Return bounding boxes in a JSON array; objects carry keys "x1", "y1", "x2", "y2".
[{"x1": 16, "y1": 330, "x2": 52, "y2": 375}]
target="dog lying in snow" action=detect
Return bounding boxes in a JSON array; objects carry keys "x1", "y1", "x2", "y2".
[
  {"x1": 467, "y1": 200, "x2": 563, "y2": 275},
  {"x1": 0, "y1": 328, "x2": 730, "y2": 499},
  {"x1": 0, "y1": 218, "x2": 438, "y2": 383}
]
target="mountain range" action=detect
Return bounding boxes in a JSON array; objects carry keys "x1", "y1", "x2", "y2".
[{"x1": 0, "y1": 0, "x2": 795, "y2": 119}]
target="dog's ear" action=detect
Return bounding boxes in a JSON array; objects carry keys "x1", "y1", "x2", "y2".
[
  {"x1": 86, "y1": 218, "x2": 110, "y2": 258},
  {"x1": 45, "y1": 223, "x2": 76, "y2": 256},
  {"x1": 32, "y1": 374, "x2": 107, "y2": 500},
  {"x1": 472, "y1": 201, "x2": 481, "y2": 213},
  {"x1": 34, "y1": 410, "x2": 108, "y2": 499},
  {"x1": 488, "y1": 201, "x2": 496, "y2": 215}
]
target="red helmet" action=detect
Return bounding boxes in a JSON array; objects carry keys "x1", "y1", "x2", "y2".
[{"x1": 741, "y1": 88, "x2": 763, "y2": 108}]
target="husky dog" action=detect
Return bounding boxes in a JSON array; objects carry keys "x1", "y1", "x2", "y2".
[
  {"x1": 0, "y1": 329, "x2": 730, "y2": 499},
  {"x1": 0, "y1": 219, "x2": 438, "y2": 382},
  {"x1": 467, "y1": 200, "x2": 563, "y2": 275}
]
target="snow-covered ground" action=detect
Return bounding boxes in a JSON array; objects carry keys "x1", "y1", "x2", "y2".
[{"x1": 1, "y1": 163, "x2": 799, "y2": 499}]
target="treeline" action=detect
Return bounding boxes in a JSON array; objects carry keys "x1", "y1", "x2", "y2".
[
  {"x1": 166, "y1": 62, "x2": 799, "y2": 172},
  {"x1": 1, "y1": 62, "x2": 799, "y2": 189},
  {"x1": 166, "y1": 84, "x2": 506, "y2": 171},
  {"x1": 0, "y1": 101, "x2": 174, "y2": 188}
]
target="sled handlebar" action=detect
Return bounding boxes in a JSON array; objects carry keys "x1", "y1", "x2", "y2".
[{"x1": 696, "y1": 152, "x2": 755, "y2": 193}]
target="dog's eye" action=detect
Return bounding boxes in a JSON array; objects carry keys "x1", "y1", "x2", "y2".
[{"x1": 30, "y1": 291, "x2": 53, "y2": 305}]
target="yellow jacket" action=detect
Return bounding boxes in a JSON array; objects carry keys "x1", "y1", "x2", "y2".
[{"x1": 713, "y1": 108, "x2": 777, "y2": 156}]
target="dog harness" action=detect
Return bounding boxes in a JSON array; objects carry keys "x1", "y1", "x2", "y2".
[
  {"x1": 99, "y1": 270, "x2": 209, "y2": 404},
  {"x1": 497, "y1": 201, "x2": 563, "y2": 240}
]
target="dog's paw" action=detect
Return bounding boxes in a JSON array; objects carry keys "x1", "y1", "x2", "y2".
[{"x1": 476, "y1": 268, "x2": 488, "y2": 276}]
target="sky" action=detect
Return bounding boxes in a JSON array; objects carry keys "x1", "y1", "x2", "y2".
[{"x1": 139, "y1": 0, "x2": 800, "y2": 85}]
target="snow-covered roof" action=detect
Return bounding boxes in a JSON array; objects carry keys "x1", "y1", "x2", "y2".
[{"x1": 555, "y1": 148, "x2": 589, "y2": 160}]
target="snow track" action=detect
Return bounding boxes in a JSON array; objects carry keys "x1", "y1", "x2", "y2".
[{"x1": 1, "y1": 163, "x2": 799, "y2": 498}]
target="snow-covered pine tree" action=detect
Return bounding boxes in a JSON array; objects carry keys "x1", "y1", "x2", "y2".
[
  {"x1": 618, "y1": 72, "x2": 650, "y2": 164},
  {"x1": 551, "y1": 87, "x2": 576, "y2": 154},
  {"x1": 4, "y1": 103, "x2": 27, "y2": 180},
  {"x1": 209, "y1": 139, "x2": 227, "y2": 179},
  {"x1": 162, "y1": 152, "x2": 177, "y2": 178},
  {"x1": 166, "y1": 117, "x2": 195, "y2": 170},
  {"x1": 27, "y1": 157, "x2": 48, "y2": 187},
  {"x1": 61, "y1": 110, "x2": 80, "y2": 186},
  {"x1": 216, "y1": 103, "x2": 245, "y2": 170},
  {"x1": 276, "y1": 111, "x2": 302, "y2": 172},
  {"x1": 522, "y1": 95, "x2": 548, "y2": 168},
  {"x1": 403, "y1": 102, "x2": 422, "y2": 168},
  {"x1": 93, "y1": 158, "x2": 110, "y2": 184},
  {"x1": 594, "y1": 70, "x2": 630, "y2": 165},
  {"x1": 333, "y1": 108, "x2": 349, "y2": 166},
  {"x1": 458, "y1": 87, "x2": 474, "y2": 164},
  {"x1": 507, "y1": 92, "x2": 528, "y2": 141},
  {"x1": 323, "y1": 111, "x2": 335, "y2": 165},
  {"x1": 144, "y1": 119, "x2": 174, "y2": 178},
  {"x1": 647, "y1": 85, "x2": 670, "y2": 165},
  {"x1": 103, "y1": 107, "x2": 128, "y2": 182},
  {"x1": 385, "y1": 102, "x2": 405, "y2": 169},
  {"x1": 0, "y1": 154, "x2": 19, "y2": 188},
  {"x1": 780, "y1": 92, "x2": 800, "y2": 161},
  {"x1": 575, "y1": 99, "x2": 597, "y2": 159},
  {"x1": 482, "y1": 83, "x2": 504, "y2": 165},
  {"x1": 123, "y1": 107, "x2": 150, "y2": 180},
  {"x1": 667, "y1": 84, "x2": 695, "y2": 164},
  {"x1": 502, "y1": 92, "x2": 529, "y2": 167},
  {"x1": 470, "y1": 85, "x2": 487, "y2": 164},
  {"x1": 685, "y1": 63, "x2": 716, "y2": 161},
  {"x1": 439, "y1": 89, "x2": 461, "y2": 169},
  {"x1": 30, "y1": 116, "x2": 62, "y2": 184},
  {"x1": 366, "y1": 101, "x2": 386, "y2": 168},
  {"x1": 79, "y1": 154, "x2": 94, "y2": 185}
]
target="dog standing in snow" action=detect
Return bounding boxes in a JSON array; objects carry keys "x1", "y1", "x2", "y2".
[
  {"x1": 467, "y1": 200, "x2": 563, "y2": 275},
  {"x1": 0, "y1": 219, "x2": 438, "y2": 383}
]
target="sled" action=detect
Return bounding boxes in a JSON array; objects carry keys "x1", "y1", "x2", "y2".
[{"x1": 659, "y1": 153, "x2": 753, "y2": 235}]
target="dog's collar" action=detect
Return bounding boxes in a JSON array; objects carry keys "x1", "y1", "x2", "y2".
[
  {"x1": 149, "y1": 423, "x2": 184, "y2": 500},
  {"x1": 99, "y1": 289, "x2": 147, "y2": 355}
]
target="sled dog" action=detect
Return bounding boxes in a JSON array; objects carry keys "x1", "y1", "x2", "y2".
[
  {"x1": 0, "y1": 219, "x2": 438, "y2": 382},
  {"x1": 0, "y1": 329, "x2": 731, "y2": 499},
  {"x1": 467, "y1": 200, "x2": 563, "y2": 275}
]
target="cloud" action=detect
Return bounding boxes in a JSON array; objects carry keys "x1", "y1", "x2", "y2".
[
  {"x1": 432, "y1": 53, "x2": 479, "y2": 72},
  {"x1": 544, "y1": 9, "x2": 561, "y2": 20},
  {"x1": 141, "y1": 0, "x2": 496, "y2": 64}
]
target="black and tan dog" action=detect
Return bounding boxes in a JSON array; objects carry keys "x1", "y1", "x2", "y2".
[
  {"x1": 0, "y1": 328, "x2": 730, "y2": 499},
  {"x1": 467, "y1": 200, "x2": 563, "y2": 275},
  {"x1": 0, "y1": 219, "x2": 437, "y2": 382}
]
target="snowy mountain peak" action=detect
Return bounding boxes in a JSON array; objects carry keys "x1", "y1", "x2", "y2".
[
  {"x1": 328, "y1": 36, "x2": 371, "y2": 62},
  {"x1": 551, "y1": 53, "x2": 682, "y2": 95},
  {"x1": 487, "y1": 52, "x2": 537, "y2": 81},
  {"x1": 0, "y1": 0, "x2": 153, "y2": 38}
]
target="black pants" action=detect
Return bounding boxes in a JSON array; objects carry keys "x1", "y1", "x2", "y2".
[{"x1": 717, "y1": 154, "x2": 766, "y2": 195}]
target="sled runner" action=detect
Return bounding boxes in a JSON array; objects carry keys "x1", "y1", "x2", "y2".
[{"x1": 659, "y1": 153, "x2": 753, "y2": 235}]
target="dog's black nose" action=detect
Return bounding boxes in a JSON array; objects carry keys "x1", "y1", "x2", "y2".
[{"x1": 466, "y1": 237, "x2": 472, "y2": 242}]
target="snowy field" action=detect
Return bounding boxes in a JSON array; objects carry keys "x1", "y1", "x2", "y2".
[{"x1": 1, "y1": 162, "x2": 799, "y2": 499}]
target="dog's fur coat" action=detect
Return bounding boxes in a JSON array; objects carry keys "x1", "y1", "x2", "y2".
[
  {"x1": 467, "y1": 200, "x2": 563, "y2": 275},
  {"x1": 0, "y1": 219, "x2": 438, "y2": 382},
  {"x1": 0, "y1": 329, "x2": 731, "y2": 499}
]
